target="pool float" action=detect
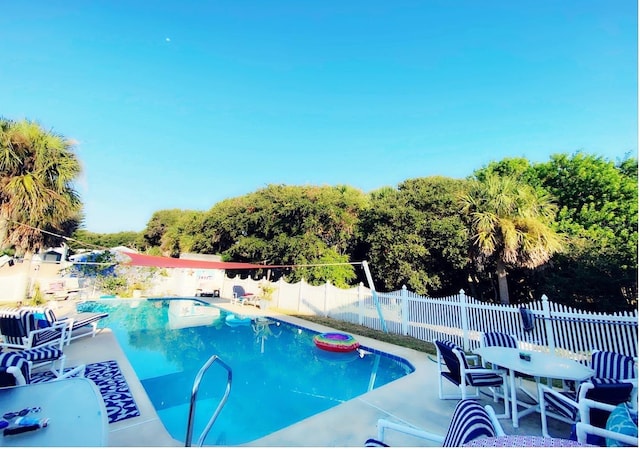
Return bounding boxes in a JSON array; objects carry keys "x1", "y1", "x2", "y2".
[
  {"x1": 313, "y1": 332, "x2": 359, "y2": 352},
  {"x1": 225, "y1": 314, "x2": 252, "y2": 327}
]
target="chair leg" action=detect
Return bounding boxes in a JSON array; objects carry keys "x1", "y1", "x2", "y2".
[
  {"x1": 537, "y1": 382, "x2": 551, "y2": 437},
  {"x1": 55, "y1": 363, "x2": 85, "y2": 380}
]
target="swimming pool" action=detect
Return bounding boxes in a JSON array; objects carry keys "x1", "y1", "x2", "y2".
[{"x1": 78, "y1": 298, "x2": 414, "y2": 445}]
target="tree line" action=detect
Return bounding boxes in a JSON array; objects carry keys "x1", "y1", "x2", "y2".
[{"x1": 1, "y1": 118, "x2": 636, "y2": 312}]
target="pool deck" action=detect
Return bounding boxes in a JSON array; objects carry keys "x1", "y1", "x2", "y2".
[{"x1": 60, "y1": 298, "x2": 571, "y2": 447}]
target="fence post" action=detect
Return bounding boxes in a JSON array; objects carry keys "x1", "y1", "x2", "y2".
[
  {"x1": 358, "y1": 282, "x2": 364, "y2": 326},
  {"x1": 324, "y1": 281, "x2": 329, "y2": 316},
  {"x1": 276, "y1": 277, "x2": 283, "y2": 309},
  {"x1": 401, "y1": 285, "x2": 409, "y2": 335},
  {"x1": 541, "y1": 295, "x2": 556, "y2": 353},
  {"x1": 459, "y1": 289, "x2": 470, "y2": 351},
  {"x1": 299, "y1": 278, "x2": 305, "y2": 314}
]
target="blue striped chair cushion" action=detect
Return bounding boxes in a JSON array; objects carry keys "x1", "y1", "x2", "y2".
[
  {"x1": 442, "y1": 399, "x2": 496, "y2": 447},
  {"x1": 0, "y1": 311, "x2": 28, "y2": 346},
  {"x1": 465, "y1": 370, "x2": 505, "y2": 387},
  {"x1": 482, "y1": 332, "x2": 517, "y2": 348},
  {"x1": 592, "y1": 351, "x2": 636, "y2": 381},
  {"x1": 65, "y1": 312, "x2": 108, "y2": 329},
  {"x1": 21, "y1": 346, "x2": 63, "y2": 362},
  {"x1": 23, "y1": 307, "x2": 108, "y2": 333},
  {"x1": 0, "y1": 351, "x2": 30, "y2": 384},
  {"x1": 436, "y1": 340, "x2": 464, "y2": 385},
  {"x1": 543, "y1": 390, "x2": 578, "y2": 420},
  {"x1": 32, "y1": 328, "x2": 64, "y2": 347}
]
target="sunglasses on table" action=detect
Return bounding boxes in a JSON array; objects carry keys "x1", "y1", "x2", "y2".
[{"x1": 2, "y1": 407, "x2": 41, "y2": 419}]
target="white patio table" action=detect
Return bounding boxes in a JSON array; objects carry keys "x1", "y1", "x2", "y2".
[
  {"x1": 475, "y1": 346, "x2": 594, "y2": 429},
  {"x1": 0, "y1": 377, "x2": 108, "y2": 446}
]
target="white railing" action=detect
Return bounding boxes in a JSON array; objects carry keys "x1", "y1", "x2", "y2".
[{"x1": 221, "y1": 276, "x2": 638, "y2": 362}]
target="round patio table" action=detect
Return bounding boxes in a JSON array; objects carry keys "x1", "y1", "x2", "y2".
[{"x1": 463, "y1": 435, "x2": 591, "y2": 447}]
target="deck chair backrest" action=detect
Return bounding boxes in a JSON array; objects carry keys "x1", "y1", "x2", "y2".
[
  {"x1": 442, "y1": 399, "x2": 496, "y2": 447},
  {"x1": 591, "y1": 350, "x2": 636, "y2": 381},
  {"x1": 482, "y1": 332, "x2": 517, "y2": 348},
  {"x1": 19, "y1": 306, "x2": 57, "y2": 327},
  {"x1": 0, "y1": 310, "x2": 28, "y2": 345},
  {"x1": 436, "y1": 340, "x2": 463, "y2": 383},
  {"x1": 232, "y1": 285, "x2": 246, "y2": 297}
]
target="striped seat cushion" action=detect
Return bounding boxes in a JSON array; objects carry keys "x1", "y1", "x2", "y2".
[
  {"x1": 21, "y1": 345, "x2": 63, "y2": 362},
  {"x1": 0, "y1": 351, "x2": 30, "y2": 383},
  {"x1": 31, "y1": 327, "x2": 65, "y2": 347},
  {"x1": 465, "y1": 370, "x2": 505, "y2": 387},
  {"x1": 442, "y1": 399, "x2": 496, "y2": 447},
  {"x1": 543, "y1": 390, "x2": 578, "y2": 420},
  {"x1": 64, "y1": 312, "x2": 109, "y2": 329}
]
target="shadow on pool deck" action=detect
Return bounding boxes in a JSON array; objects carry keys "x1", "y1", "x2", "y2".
[{"x1": 63, "y1": 299, "x2": 572, "y2": 447}]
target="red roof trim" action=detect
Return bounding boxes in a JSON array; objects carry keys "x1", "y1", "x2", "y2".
[{"x1": 120, "y1": 252, "x2": 266, "y2": 270}]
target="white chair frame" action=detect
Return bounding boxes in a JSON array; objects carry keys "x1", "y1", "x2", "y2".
[{"x1": 575, "y1": 398, "x2": 638, "y2": 446}]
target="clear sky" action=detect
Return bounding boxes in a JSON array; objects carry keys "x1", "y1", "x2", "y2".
[{"x1": 1, "y1": 1, "x2": 637, "y2": 233}]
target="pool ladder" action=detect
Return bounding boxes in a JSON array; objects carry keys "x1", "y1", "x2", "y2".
[{"x1": 185, "y1": 355, "x2": 233, "y2": 447}]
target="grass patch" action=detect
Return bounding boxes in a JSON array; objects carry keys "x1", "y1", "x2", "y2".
[{"x1": 291, "y1": 314, "x2": 436, "y2": 354}]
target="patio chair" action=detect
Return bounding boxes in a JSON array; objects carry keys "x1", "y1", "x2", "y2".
[
  {"x1": 435, "y1": 340, "x2": 509, "y2": 417},
  {"x1": 538, "y1": 350, "x2": 637, "y2": 437},
  {"x1": 0, "y1": 348, "x2": 85, "y2": 387},
  {"x1": 231, "y1": 285, "x2": 259, "y2": 306},
  {"x1": 575, "y1": 397, "x2": 638, "y2": 446},
  {"x1": 0, "y1": 309, "x2": 70, "y2": 351},
  {"x1": 368, "y1": 399, "x2": 505, "y2": 447},
  {"x1": 20, "y1": 306, "x2": 108, "y2": 345}
]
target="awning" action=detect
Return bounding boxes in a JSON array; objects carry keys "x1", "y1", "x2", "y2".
[{"x1": 120, "y1": 252, "x2": 267, "y2": 270}]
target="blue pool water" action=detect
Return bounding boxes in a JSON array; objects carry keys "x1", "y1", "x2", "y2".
[{"x1": 79, "y1": 298, "x2": 414, "y2": 445}]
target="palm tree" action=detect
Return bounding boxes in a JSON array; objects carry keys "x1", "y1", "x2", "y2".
[
  {"x1": 459, "y1": 174, "x2": 563, "y2": 304},
  {"x1": 0, "y1": 118, "x2": 82, "y2": 257}
]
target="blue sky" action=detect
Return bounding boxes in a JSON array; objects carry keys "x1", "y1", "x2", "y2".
[{"x1": 1, "y1": 1, "x2": 637, "y2": 233}]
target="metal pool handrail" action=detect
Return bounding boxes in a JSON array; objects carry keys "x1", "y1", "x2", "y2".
[{"x1": 185, "y1": 354, "x2": 233, "y2": 447}]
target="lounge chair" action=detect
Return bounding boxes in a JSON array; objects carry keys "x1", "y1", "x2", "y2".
[
  {"x1": 0, "y1": 348, "x2": 85, "y2": 386},
  {"x1": 367, "y1": 399, "x2": 505, "y2": 447},
  {"x1": 231, "y1": 286, "x2": 259, "y2": 307},
  {"x1": 538, "y1": 350, "x2": 637, "y2": 437},
  {"x1": 435, "y1": 340, "x2": 509, "y2": 417},
  {"x1": 0, "y1": 311, "x2": 85, "y2": 385},
  {"x1": 0, "y1": 309, "x2": 69, "y2": 351},
  {"x1": 20, "y1": 306, "x2": 108, "y2": 345}
]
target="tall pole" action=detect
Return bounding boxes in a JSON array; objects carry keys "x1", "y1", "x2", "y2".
[{"x1": 362, "y1": 260, "x2": 388, "y2": 333}]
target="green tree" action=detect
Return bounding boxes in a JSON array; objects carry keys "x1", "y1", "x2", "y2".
[
  {"x1": 69, "y1": 229, "x2": 145, "y2": 251},
  {"x1": 190, "y1": 184, "x2": 368, "y2": 286},
  {"x1": 459, "y1": 173, "x2": 563, "y2": 304},
  {"x1": 533, "y1": 152, "x2": 638, "y2": 310},
  {"x1": 360, "y1": 177, "x2": 469, "y2": 295},
  {"x1": 0, "y1": 118, "x2": 82, "y2": 256},
  {"x1": 141, "y1": 209, "x2": 203, "y2": 257}
]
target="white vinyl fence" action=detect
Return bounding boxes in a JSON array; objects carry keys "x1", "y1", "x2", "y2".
[{"x1": 221, "y1": 275, "x2": 638, "y2": 363}]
